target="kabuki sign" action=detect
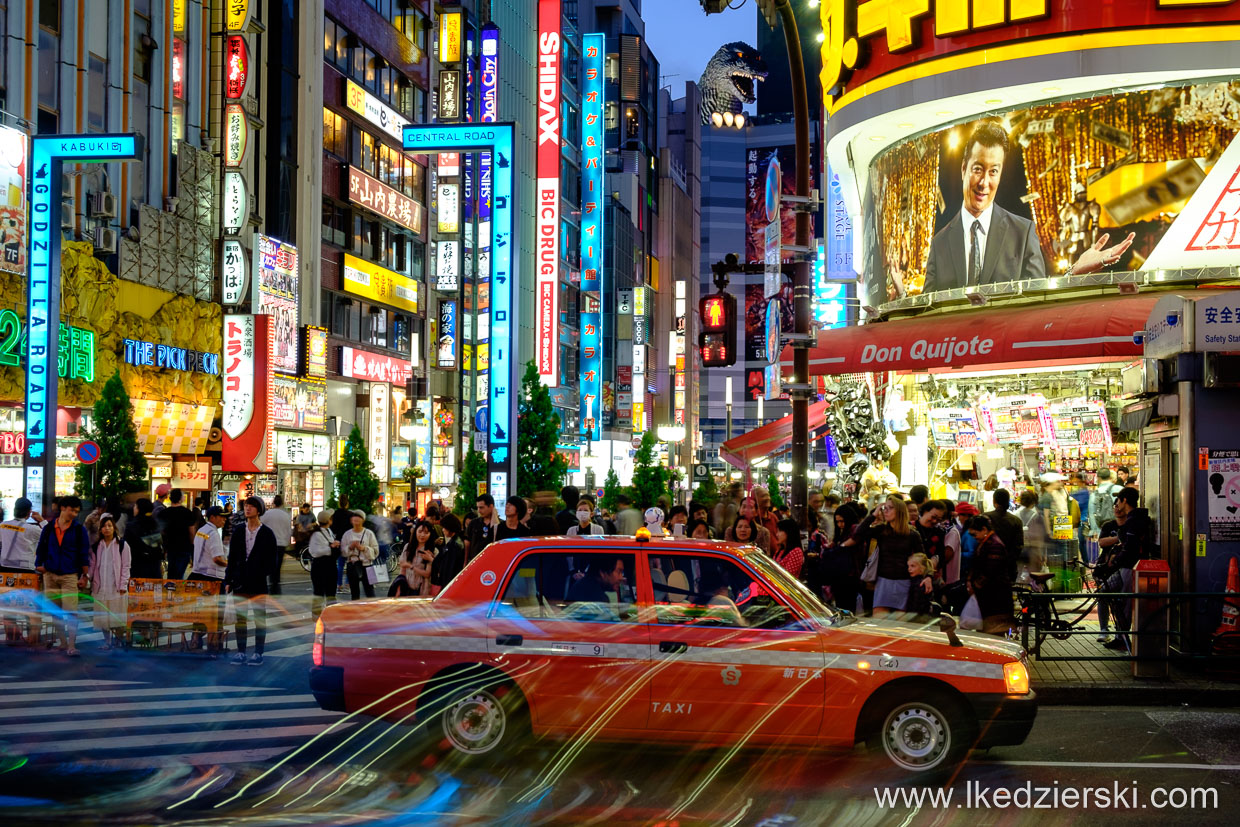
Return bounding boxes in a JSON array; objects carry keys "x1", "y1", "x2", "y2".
[
  {"x1": 535, "y1": 0, "x2": 562, "y2": 386},
  {"x1": 23, "y1": 133, "x2": 139, "y2": 512}
]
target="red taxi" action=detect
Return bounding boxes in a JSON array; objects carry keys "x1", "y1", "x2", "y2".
[{"x1": 310, "y1": 536, "x2": 1036, "y2": 773}]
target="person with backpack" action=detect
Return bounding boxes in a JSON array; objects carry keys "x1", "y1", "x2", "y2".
[
  {"x1": 1095, "y1": 486, "x2": 1155, "y2": 651},
  {"x1": 126, "y1": 499, "x2": 165, "y2": 579},
  {"x1": 1088, "y1": 469, "x2": 1122, "y2": 563}
]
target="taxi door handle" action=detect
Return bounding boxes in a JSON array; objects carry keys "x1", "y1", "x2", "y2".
[
  {"x1": 659, "y1": 641, "x2": 688, "y2": 654},
  {"x1": 496, "y1": 634, "x2": 523, "y2": 647}
]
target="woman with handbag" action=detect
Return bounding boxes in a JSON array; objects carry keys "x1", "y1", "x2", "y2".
[
  {"x1": 389, "y1": 521, "x2": 437, "y2": 597},
  {"x1": 341, "y1": 510, "x2": 379, "y2": 600},
  {"x1": 308, "y1": 510, "x2": 339, "y2": 620},
  {"x1": 854, "y1": 495, "x2": 924, "y2": 618}
]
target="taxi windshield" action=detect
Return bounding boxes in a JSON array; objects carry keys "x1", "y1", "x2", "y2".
[{"x1": 741, "y1": 548, "x2": 838, "y2": 625}]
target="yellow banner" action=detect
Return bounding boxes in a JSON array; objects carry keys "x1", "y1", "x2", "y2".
[{"x1": 342, "y1": 254, "x2": 419, "y2": 313}]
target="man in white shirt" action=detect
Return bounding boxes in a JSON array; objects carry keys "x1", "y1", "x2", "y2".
[
  {"x1": 259, "y1": 494, "x2": 293, "y2": 595},
  {"x1": 189, "y1": 506, "x2": 228, "y2": 651},
  {"x1": 190, "y1": 506, "x2": 229, "y2": 583},
  {"x1": 0, "y1": 497, "x2": 43, "y2": 572}
]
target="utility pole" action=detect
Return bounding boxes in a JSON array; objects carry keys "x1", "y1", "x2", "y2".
[{"x1": 703, "y1": 0, "x2": 813, "y2": 529}]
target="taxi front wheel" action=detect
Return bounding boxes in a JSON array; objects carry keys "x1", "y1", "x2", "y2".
[
  {"x1": 867, "y1": 695, "x2": 970, "y2": 773},
  {"x1": 439, "y1": 682, "x2": 527, "y2": 758}
]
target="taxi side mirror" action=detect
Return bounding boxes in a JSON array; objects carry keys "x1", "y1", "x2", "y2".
[{"x1": 938, "y1": 613, "x2": 964, "y2": 648}]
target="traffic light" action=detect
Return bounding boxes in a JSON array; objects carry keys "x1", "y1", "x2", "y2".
[{"x1": 699, "y1": 291, "x2": 737, "y2": 367}]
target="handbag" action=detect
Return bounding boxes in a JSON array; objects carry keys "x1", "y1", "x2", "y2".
[
  {"x1": 373, "y1": 562, "x2": 390, "y2": 584},
  {"x1": 860, "y1": 540, "x2": 880, "y2": 584},
  {"x1": 364, "y1": 564, "x2": 380, "y2": 586}
]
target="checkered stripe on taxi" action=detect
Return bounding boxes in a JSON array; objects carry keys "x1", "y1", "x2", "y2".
[{"x1": 327, "y1": 633, "x2": 1005, "y2": 680}]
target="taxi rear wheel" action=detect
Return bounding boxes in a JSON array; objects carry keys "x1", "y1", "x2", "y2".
[
  {"x1": 438, "y1": 681, "x2": 526, "y2": 758},
  {"x1": 867, "y1": 695, "x2": 969, "y2": 773}
]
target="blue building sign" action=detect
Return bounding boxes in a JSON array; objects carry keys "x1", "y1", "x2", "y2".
[
  {"x1": 25, "y1": 133, "x2": 140, "y2": 511},
  {"x1": 404, "y1": 123, "x2": 517, "y2": 504}
]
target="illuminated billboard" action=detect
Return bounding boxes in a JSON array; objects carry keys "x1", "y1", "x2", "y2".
[
  {"x1": 820, "y1": 1, "x2": 1240, "y2": 116},
  {"x1": 745, "y1": 146, "x2": 815, "y2": 264},
  {"x1": 863, "y1": 81, "x2": 1240, "y2": 310},
  {"x1": 535, "y1": 0, "x2": 562, "y2": 385}
]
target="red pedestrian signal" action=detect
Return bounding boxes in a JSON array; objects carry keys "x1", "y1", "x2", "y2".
[{"x1": 699, "y1": 292, "x2": 736, "y2": 367}]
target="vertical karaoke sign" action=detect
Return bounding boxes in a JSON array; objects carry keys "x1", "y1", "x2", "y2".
[
  {"x1": 404, "y1": 124, "x2": 517, "y2": 506},
  {"x1": 25, "y1": 134, "x2": 140, "y2": 511},
  {"x1": 579, "y1": 33, "x2": 605, "y2": 441}
]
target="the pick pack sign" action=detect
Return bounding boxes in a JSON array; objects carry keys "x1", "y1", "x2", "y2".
[{"x1": 1207, "y1": 449, "x2": 1240, "y2": 541}]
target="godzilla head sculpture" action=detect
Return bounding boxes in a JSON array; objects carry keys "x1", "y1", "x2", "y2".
[{"x1": 699, "y1": 41, "x2": 768, "y2": 126}]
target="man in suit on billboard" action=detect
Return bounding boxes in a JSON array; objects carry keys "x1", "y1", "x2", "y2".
[{"x1": 924, "y1": 121, "x2": 1133, "y2": 294}]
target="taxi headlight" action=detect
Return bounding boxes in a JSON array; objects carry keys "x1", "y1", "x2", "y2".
[{"x1": 1003, "y1": 660, "x2": 1029, "y2": 695}]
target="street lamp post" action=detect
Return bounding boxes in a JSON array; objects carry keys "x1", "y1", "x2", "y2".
[{"x1": 702, "y1": 0, "x2": 812, "y2": 530}]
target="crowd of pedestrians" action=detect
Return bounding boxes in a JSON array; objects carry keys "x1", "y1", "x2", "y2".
[{"x1": 0, "y1": 471, "x2": 1157, "y2": 659}]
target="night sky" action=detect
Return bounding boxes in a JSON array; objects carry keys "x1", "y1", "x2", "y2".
[{"x1": 642, "y1": 0, "x2": 756, "y2": 96}]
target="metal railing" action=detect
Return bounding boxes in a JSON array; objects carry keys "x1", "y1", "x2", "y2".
[{"x1": 1016, "y1": 589, "x2": 1240, "y2": 664}]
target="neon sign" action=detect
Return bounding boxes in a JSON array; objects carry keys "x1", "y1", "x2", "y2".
[
  {"x1": 123, "y1": 338, "x2": 220, "y2": 375},
  {"x1": 225, "y1": 36, "x2": 249, "y2": 99},
  {"x1": 403, "y1": 123, "x2": 517, "y2": 505},
  {"x1": 535, "y1": 0, "x2": 562, "y2": 385},
  {"x1": 579, "y1": 33, "x2": 605, "y2": 439},
  {"x1": 24, "y1": 133, "x2": 139, "y2": 512}
]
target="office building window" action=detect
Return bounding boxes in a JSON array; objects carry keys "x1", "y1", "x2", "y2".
[
  {"x1": 322, "y1": 200, "x2": 347, "y2": 247},
  {"x1": 38, "y1": 29, "x2": 58, "y2": 110},
  {"x1": 88, "y1": 55, "x2": 107, "y2": 131},
  {"x1": 323, "y1": 108, "x2": 346, "y2": 158},
  {"x1": 39, "y1": 0, "x2": 59, "y2": 31},
  {"x1": 134, "y1": 16, "x2": 153, "y2": 82}
]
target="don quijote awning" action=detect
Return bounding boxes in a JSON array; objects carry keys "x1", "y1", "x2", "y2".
[{"x1": 780, "y1": 295, "x2": 1160, "y2": 377}]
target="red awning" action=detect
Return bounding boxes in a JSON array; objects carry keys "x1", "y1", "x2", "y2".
[
  {"x1": 782, "y1": 295, "x2": 1160, "y2": 377},
  {"x1": 720, "y1": 400, "x2": 831, "y2": 470}
]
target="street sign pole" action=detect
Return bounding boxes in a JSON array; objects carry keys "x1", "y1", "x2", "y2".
[{"x1": 24, "y1": 134, "x2": 140, "y2": 513}]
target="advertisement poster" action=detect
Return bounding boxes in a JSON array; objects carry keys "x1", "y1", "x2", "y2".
[
  {"x1": 253, "y1": 235, "x2": 299, "y2": 373},
  {"x1": 0, "y1": 125, "x2": 27, "y2": 275},
  {"x1": 1047, "y1": 402, "x2": 1112, "y2": 450},
  {"x1": 437, "y1": 301, "x2": 458, "y2": 370},
  {"x1": 1208, "y1": 450, "x2": 1240, "y2": 541},
  {"x1": 865, "y1": 80, "x2": 1239, "y2": 308},
  {"x1": 744, "y1": 284, "x2": 766, "y2": 363},
  {"x1": 745, "y1": 145, "x2": 816, "y2": 264},
  {"x1": 979, "y1": 395, "x2": 1051, "y2": 448},
  {"x1": 272, "y1": 376, "x2": 327, "y2": 431},
  {"x1": 928, "y1": 408, "x2": 981, "y2": 451}
]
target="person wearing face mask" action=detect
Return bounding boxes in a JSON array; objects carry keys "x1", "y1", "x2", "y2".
[{"x1": 568, "y1": 502, "x2": 604, "y2": 536}]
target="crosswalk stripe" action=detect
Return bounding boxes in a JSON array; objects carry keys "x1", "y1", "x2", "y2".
[
  {"x1": 0, "y1": 679, "x2": 144, "y2": 690},
  {"x1": 263, "y1": 647, "x2": 311, "y2": 659},
  {"x1": 9, "y1": 722, "x2": 353, "y2": 755},
  {"x1": 77, "y1": 746, "x2": 295, "y2": 769},
  {"x1": 0, "y1": 694, "x2": 318, "y2": 720},
  {"x1": 0, "y1": 707, "x2": 341, "y2": 736},
  {"x1": 0, "y1": 685, "x2": 280, "y2": 704}
]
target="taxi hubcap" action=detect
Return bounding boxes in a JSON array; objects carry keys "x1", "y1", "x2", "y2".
[
  {"x1": 883, "y1": 704, "x2": 949, "y2": 770},
  {"x1": 444, "y1": 689, "x2": 506, "y2": 754}
]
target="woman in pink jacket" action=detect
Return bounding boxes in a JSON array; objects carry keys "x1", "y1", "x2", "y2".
[{"x1": 91, "y1": 514, "x2": 131, "y2": 651}]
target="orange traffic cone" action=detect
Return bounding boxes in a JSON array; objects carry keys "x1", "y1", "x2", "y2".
[{"x1": 1215, "y1": 556, "x2": 1240, "y2": 638}]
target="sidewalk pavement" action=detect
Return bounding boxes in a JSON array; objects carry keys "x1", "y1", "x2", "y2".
[{"x1": 1027, "y1": 616, "x2": 1240, "y2": 706}]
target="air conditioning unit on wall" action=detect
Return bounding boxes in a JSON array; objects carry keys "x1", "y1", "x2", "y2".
[
  {"x1": 88, "y1": 191, "x2": 117, "y2": 219},
  {"x1": 92, "y1": 226, "x2": 118, "y2": 254}
]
